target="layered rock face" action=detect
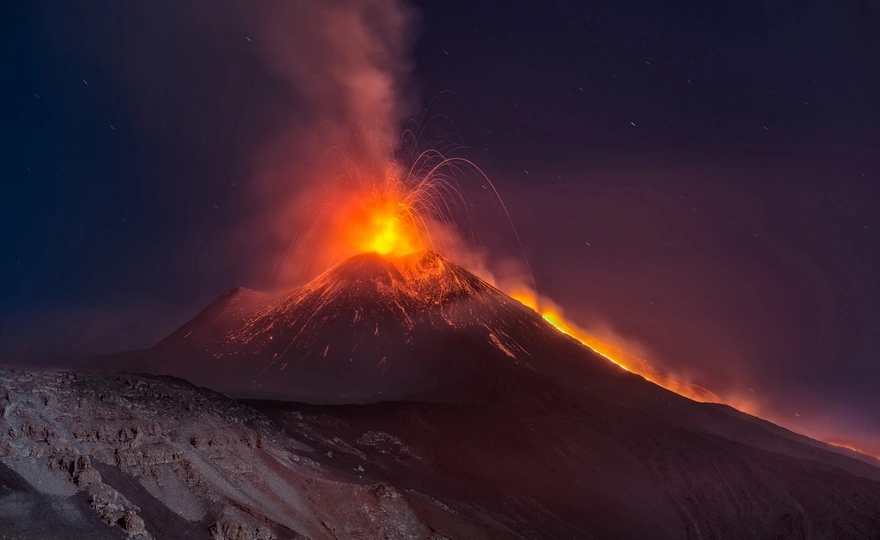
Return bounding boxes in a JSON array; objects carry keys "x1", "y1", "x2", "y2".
[
  {"x1": 0, "y1": 369, "x2": 482, "y2": 540},
  {"x1": 3, "y1": 366, "x2": 880, "y2": 540}
]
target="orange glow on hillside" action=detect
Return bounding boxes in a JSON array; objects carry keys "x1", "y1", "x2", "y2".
[
  {"x1": 826, "y1": 440, "x2": 880, "y2": 462},
  {"x1": 508, "y1": 288, "x2": 722, "y2": 404},
  {"x1": 506, "y1": 288, "x2": 880, "y2": 458},
  {"x1": 281, "y1": 137, "x2": 877, "y2": 457}
]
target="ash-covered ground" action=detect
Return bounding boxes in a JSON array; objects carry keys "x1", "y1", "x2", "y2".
[
  {"x1": 0, "y1": 369, "x2": 477, "y2": 540},
  {"x1": 2, "y1": 366, "x2": 880, "y2": 539}
]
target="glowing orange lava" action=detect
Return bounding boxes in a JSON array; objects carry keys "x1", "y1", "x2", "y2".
[
  {"x1": 508, "y1": 288, "x2": 722, "y2": 404},
  {"x1": 290, "y1": 137, "x2": 876, "y2": 458},
  {"x1": 340, "y1": 192, "x2": 424, "y2": 256},
  {"x1": 507, "y1": 287, "x2": 880, "y2": 460},
  {"x1": 321, "y1": 163, "x2": 722, "y2": 405},
  {"x1": 826, "y1": 440, "x2": 880, "y2": 462}
]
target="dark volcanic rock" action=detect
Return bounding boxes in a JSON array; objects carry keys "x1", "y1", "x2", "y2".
[
  {"x1": 6, "y1": 252, "x2": 880, "y2": 538},
  {"x1": 252, "y1": 391, "x2": 880, "y2": 540},
  {"x1": 0, "y1": 369, "x2": 480, "y2": 540},
  {"x1": 0, "y1": 459, "x2": 124, "y2": 540},
  {"x1": 2, "y1": 367, "x2": 880, "y2": 539},
  {"x1": 139, "y1": 251, "x2": 631, "y2": 404}
]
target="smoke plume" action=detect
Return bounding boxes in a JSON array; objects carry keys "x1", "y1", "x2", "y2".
[
  {"x1": 235, "y1": 0, "x2": 423, "y2": 287},
  {"x1": 250, "y1": 0, "x2": 418, "y2": 161}
]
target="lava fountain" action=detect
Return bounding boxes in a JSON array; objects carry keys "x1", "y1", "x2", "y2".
[
  {"x1": 337, "y1": 184, "x2": 424, "y2": 256},
  {"x1": 285, "y1": 136, "x2": 521, "y2": 283}
]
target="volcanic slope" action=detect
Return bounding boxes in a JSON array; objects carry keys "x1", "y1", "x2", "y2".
[
  {"x1": 9, "y1": 252, "x2": 880, "y2": 538},
  {"x1": 2, "y1": 367, "x2": 880, "y2": 540},
  {"x1": 0, "y1": 368, "x2": 502, "y2": 540},
  {"x1": 138, "y1": 249, "x2": 877, "y2": 477},
  {"x1": 145, "y1": 250, "x2": 716, "y2": 404}
]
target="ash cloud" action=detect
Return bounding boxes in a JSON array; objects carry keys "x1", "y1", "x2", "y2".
[
  {"x1": 251, "y1": 0, "x2": 419, "y2": 160},
  {"x1": 222, "y1": 0, "x2": 423, "y2": 288},
  {"x1": 41, "y1": 0, "x2": 421, "y2": 282},
  {"x1": 188, "y1": 0, "x2": 422, "y2": 194},
  {"x1": 76, "y1": 0, "x2": 419, "y2": 159},
  {"x1": 14, "y1": 0, "x2": 422, "y2": 354}
]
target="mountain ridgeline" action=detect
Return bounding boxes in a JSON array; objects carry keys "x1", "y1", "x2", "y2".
[
  {"x1": 145, "y1": 250, "x2": 644, "y2": 402},
  {"x1": 6, "y1": 251, "x2": 880, "y2": 539}
]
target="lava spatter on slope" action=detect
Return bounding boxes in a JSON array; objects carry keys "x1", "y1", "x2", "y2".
[
  {"x1": 143, "y1": 250, "x2": 717, "y2": 407},
  {"x1": 233, "y1": 250, "x2": 528, "y2": 347},
  {"x1": 148, "y1": 250, "x2": 556, "y2": 402}
]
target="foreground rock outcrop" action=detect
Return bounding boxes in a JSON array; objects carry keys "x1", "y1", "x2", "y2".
[
  {"x1": 2, "y1": 367, "x2": 880, "y2": 539},
  {"x1": 0, "y1": 368, "x2": 475, "y2": 539}
]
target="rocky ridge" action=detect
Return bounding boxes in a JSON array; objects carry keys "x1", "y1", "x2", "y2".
[
  {"x1": 0, "y1": 368, "x2": 478, "y2": 540},
  {"x1": 4, "y1": 364, "x2": 880, "y2": 539}
]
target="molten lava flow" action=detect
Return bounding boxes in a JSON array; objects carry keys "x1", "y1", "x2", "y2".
[
  {"x1": 826, "y1": 440, "x2": 880, "y2": 462},
  {"x1": 507, "y1": 289, "x2": 880, "y2": 459},
  {"x1": 508, "y1": 289, "x2": 722, "y2": 404}
]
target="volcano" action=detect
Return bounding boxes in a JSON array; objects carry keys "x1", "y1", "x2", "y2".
[
  {"x1": 7, "y1": 251, "x2": 880, "y2": 539},
  {"x1": 145, "y1": 250, "x2": 716, "y2": 404}
]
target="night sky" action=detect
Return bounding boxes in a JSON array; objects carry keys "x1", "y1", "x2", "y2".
[{"x1": 2, "y1": 1, "x2": 879, "y2": 451}]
